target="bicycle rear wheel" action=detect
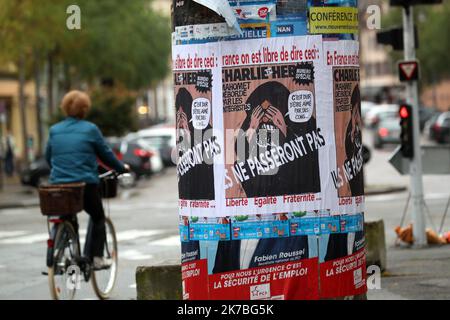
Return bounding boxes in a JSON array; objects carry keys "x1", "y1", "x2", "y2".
[
  {"x1": 48, "y1": 221, "x2": 81, "y2": 300},
  {"x1": 91, "y1": 217, "x2": 118, "y2": 299}
]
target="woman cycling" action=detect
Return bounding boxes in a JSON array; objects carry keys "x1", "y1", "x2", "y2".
[{"x1": 45, "y1": 90, "x2": 128, "y2": 270}]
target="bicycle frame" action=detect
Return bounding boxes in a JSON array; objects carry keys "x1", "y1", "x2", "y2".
[{"x1": 45, "y1": 215, "x2": 81, "y2": 268}]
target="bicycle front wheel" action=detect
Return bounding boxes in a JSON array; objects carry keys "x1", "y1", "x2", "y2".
[
  {"x1": 48, "y1": 221, "x2": 81, "y2": 300},
  {"x1": 91, "y1": 217, "x2": 118, "y2": 299}
]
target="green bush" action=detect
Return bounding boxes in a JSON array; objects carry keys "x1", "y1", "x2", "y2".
[{"x1": 49, "y1": 89, "x2": 137, "y2": 138}]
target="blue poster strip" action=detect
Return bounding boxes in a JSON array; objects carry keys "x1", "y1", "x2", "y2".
[
  {"x1": 179, "y1": 225, "x2": 190, "y2": 242},
  {"x1": 180, "y1": 213, "x2": 364, "y2": 241},
  {"x1": 340, "y1": 213, "x2": 364, "y2": 233},
  {"x1": 189, "y1": 218, "x2": 231, "y2": 241},
  {"x1": 231, "y1": 219, "x2": 289, "y2": 240}
]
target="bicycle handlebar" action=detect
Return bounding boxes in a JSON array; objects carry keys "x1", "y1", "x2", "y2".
[{"x1": 98, "y1": 170, "x2": 119, "y2": 180}]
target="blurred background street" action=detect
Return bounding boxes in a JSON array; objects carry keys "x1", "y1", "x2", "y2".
[{"x1": 0, "y1": 127, "x2": 449, "y2": 299}]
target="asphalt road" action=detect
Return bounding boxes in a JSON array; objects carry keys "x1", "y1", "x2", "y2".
[
  {"x1": 0, "y1": 168, "x2": 180, "y2": 300},
  {"x1": 0, "y1": 129, "x2": 449, "y2": 300}
]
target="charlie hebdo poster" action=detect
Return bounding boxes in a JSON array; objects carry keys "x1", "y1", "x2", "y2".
[
  {"x1": 222, "y1": 61, "x2": 322, "y2": 200},
  {"x1": 332, "y1": 66, "x2": 364, "y2": 198},
  {"x1": 174, "y1": 69, "x2": 218, "y2": 201}
]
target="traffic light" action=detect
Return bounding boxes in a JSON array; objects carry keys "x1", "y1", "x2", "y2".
[
  {"x1": 390, "y1": 0, "x2": 442, "y2": 6},
  {"x1": 376, "y1": 27, "x2": 418, "y2": 50},
  {"x1": 399, "y1": 104, "x2": 414, "y2": 159}
]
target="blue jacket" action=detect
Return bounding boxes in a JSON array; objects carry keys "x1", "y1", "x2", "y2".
[{"x1": 45, "y1": 117, "x2": 125, "y2": 184}]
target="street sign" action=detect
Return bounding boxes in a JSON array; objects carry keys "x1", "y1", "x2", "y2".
[
  {"x1": 390, "y1": 0, "x2": 442, "y2": 6},
  {"x1": 398, "y1": 60, "x2": 419, "y2": 82},
  {"x1": 389, "y1": 145, "x2": 450, "y2": 175}
]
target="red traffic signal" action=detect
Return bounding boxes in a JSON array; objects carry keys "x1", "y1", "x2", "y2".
[
  {"x1": 399, "y1": 105, "x2": 410, "y2": 119},
  {"x1": 399, "y1": 104, "x2": 414, "y2": 159}
]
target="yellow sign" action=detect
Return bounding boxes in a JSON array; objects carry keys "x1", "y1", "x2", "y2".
[{"x1": 309, "y1": 7, "x2": 358, "y2": 34}]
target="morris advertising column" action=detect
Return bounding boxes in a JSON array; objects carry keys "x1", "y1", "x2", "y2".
[{"x1": 172, "y1": 0, "x2": 366, "y2": 300}]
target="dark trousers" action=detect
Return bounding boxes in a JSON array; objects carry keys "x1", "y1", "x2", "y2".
[
  {"x1": 4, "y1": 154, "x2": 14, "y2": 176},
  {"x1": 82, "y1": 184, "x2": 106, "y2": 259}
]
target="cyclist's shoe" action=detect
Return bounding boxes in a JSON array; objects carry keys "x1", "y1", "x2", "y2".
[{"x1": 93, "y1": 257, "x2": 112, "y2": 270}]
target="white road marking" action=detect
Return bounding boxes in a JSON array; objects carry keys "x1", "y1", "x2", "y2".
[
  {"x1": 0, "y1": 233, "x2": 48, "y2": 245},
  {"x1": 0, "y1": 209, "x2": 29, "y2": 216},
  {"x1": 149, "y1": 235, "x2": 180, "y2": 247},
  {"x1": 366, "y1": 193, "x2": 449, "y2": 202},
  {"x1": 129, "y1": 283, "x2": 137, "y2": 289},
  {"x1": 116, "y1": 230, "x2": 165, "y2": 242},
  {"x1": 0, "y1": 229, "x2": 173, "y2": 245},
  {"x1": 121, "y1": 249, "x2": 153, "y2": 261},
  {"x1": 0, "y1": 231, "x2": 28, "y2": 239},
  {"x1": 110, "y1": 202, "x2": 177, "y2": 210}
]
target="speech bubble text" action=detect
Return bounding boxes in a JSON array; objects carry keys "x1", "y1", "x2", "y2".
[
  {"x1": 287, "y1": 90, "x2": 314, "y2": 123},
  {"x1": 191, "y1": 98, "x2": 211, "y2": 130}
]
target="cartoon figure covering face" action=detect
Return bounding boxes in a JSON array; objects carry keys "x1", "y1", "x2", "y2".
[{"x1": 175, "y1": 85, "x2": 216, "y2": 200}]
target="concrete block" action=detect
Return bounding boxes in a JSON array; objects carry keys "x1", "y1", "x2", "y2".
[
  {"x1": 364, "y1": 220, "x2": 387, "y2": 271},
  {"x1": 136, "y1": 265, "x2": 182, "y2": 300}
]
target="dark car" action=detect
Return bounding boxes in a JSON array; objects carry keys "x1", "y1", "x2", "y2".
[
  {"x1": 418, "y1": 107, "x2": 439, "y2": 132},
  {"x1": 20, "y1": 157, "x2": 50, "y2": 187},
  {"x1": 424, "y1": 112, "x2": 442, "y2": 141},
  {"x1": 106, "y1": 138, "x2": 153, "y2": 179},
  {"x1": 373, "y1": 117, "x2": 401, "y2": 149},
  {"x1": 431, "y1": 112, "x2": 450, "y2": 144}
]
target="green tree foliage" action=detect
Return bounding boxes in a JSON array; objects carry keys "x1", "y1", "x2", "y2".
[
  {"x1": 0, "y1": 0, "x2": 171, "y2": 89},
  {"x1": 87, "y1": 89, "x2": 138, "y2": 137},
  {"x1": 50, "y1": 89, "x2": 138, "y2": 137},
  {"x1": 0, "y1": 0, "x2": 171, "y2": 141},
  {"x1": 381, "y1": 1, "x2": 450, "y2": 85},
  {"x1": 63, "y1": 0, "x2": 171, "y2": 89}
]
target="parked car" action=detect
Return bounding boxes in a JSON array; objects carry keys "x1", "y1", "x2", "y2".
[
  {"x1": 431, "y1": 112, "x2": 450, "y2": 144},
  {"x1": 364, "y1": 104, "x2": 399, "y2": 128},
  {"x1": 106, "y1": 137, "x2": 153, "y2": 181},
  {"x1": 373, "y1": 117, "x2": 401, "y2": 149},
  {"x1": 132, "y1": 124, "x2": 176, "y2": 166},
  {"x1": 361, "y1": 100, "x2": 376, "y2": 121},
  {"x1": 424, "y1": 112, "x2": 442, "y2": 141},
  {"x1": 20, "y1": 142, "x2": 138, "y2": 188},
  {"x1": 418, "y1": 107, "x2": 439, "y2": 132},
  {"x1": 20, "y1": 157, "x2": 50, "y2": 187},
  {"x1": 123, "y1": 135, "x2": 164, "y2": 174}
]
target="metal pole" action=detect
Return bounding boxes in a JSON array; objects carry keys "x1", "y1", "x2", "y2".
[
  {"x1": 403, "y1": 6, "x2": 426, "y2": 246},
  {"x1": 0, "y1": 119, "x2": 4, "y2": 191}
]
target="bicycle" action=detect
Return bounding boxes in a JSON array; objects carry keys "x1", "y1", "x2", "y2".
[{"x1": 39, "y1": 171, "x2": 120, "y2": 300}]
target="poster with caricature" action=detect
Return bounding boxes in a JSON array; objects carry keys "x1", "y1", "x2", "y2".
[
  {"x1": 222, "y1": 61, "x2": 323, "y2": 200},
  {"x1": 331, "y1": 66, "x2": 364, "y2": 198},
  {"x1": 174, "y1": 69, "x2": 219, "y2": 201}
]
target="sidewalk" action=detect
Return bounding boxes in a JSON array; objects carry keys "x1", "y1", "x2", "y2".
[
  {"x1": 0, "y1": 176, "x2": 39, "y2": 209},
  {"x1": 368, "y1": 244, "x2": 450, "y2": 300}
]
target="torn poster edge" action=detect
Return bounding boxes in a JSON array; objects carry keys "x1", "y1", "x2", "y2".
[{"x1": 193, "y1": 0, "x2": 244, "y2": 36}]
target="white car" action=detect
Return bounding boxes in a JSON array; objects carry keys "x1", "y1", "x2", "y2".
[
  {"x1": 132, "y1": 124, "x2": 177, "y2": 166},
  {"x1": 361, "y1": 100, "x2": 376, "y2": 120},
  {"x1": 364, "y1": 104, "x2": 399, "y2": 128}
]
